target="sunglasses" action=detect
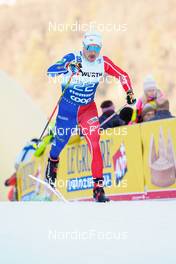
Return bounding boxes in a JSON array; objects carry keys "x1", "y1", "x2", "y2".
[{"x1": 84, "y1": 45, "x2": 101, "y2": 53}]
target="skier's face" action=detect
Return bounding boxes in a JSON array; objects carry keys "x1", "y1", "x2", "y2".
[{"x1": 83, "y1": 44, "x2": 101, "y2": 62}]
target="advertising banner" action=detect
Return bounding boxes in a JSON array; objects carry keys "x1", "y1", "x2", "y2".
[
  {"x1": 17, "y1": 125, "x2": 145, "y2": 201},
  {"x1": 57, "y1": 125, "x2": 144, "y2": 201},
  {"x1": 141, "y1": 118, "x2": 176, "y2": 199}
]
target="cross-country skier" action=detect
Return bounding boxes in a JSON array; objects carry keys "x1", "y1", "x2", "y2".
[{"x1": 46, "y1": 31, "x2": 136, "y2": 202}]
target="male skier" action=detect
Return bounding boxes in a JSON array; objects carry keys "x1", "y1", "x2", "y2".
[{"x1": 46, "y1": 31, "x2": 136, "y2": 202}]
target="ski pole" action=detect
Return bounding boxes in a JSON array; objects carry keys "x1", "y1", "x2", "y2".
[
  {"x1": 38, "y1": 73, "x2": 74, "y2": 142},
  {"x1": 99, "y1": 103, "x2": 128, "y2": 128},
  {"x1": 28, "y1": 174, "x2": 68, "y2": 202},
  {"x1": 38, "y1": 63, "x2": 82, "y2": 142}
]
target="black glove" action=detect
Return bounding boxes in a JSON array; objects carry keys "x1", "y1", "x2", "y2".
[{"x1": 126, "y1": 90, "x2": 136, "y2": 105}]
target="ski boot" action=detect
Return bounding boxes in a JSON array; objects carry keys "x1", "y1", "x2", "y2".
[
  {"x1": 93, "y1": 178, "x2": 110, "y2": 202},
  {"x1": 45, "y1": 157, "x2": 59, "y2": 188}
]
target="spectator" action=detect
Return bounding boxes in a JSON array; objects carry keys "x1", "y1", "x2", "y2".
[
  {"x1": 4, "y1": 138, "x2": 39, "y2": 201},
  {"x1": 15, "y1": 138, "x2": 39, "y2": 170},
  {"x1": 136, "y1": 75, "x2": 165, "y2": 122},
  {"x1": 119, "y1": 107, "x2": 133, "y2": 125},
  {"x1": 99, "y1": 100, "x2": 125, "y2": 129},
  {"x1": 150, "y1": 98, "x2": 174, "y2": 121},
  {"x1": 4, "y1": 173, "x2": 17, "y2": 201},
  {"x1": 141, "y1": 103, "x2": 156, "y2": 122}
]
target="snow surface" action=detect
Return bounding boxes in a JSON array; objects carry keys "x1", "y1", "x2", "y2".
[{"x1": 0, "y1": 200, "x2": 176, "y2": 264}]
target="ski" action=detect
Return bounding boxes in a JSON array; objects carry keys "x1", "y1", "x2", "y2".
[{"x1": 28, "y1": 174, "x2": 68, "y2": 202}]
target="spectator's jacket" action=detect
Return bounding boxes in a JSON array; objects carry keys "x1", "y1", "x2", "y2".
[
  {"x1": 99, "y1": 110, "x2": 125, "y2": 129},
  {"x1": 149, "y1": 110, "x2": 174, "y2": 121},
  {"x1": 4, "y1": 173, "x2": 17, "y2": 201},
  {"x1": 15, "y1": 142, "x2": 36, "y2": 170},
  {"x1": 34, "y1": 135, "x2": 53, "y2": 157}
]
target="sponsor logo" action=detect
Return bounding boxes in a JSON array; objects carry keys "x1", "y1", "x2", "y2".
[
  {"x1": 81, "y1": 72, "x2": 103, "y2": 78},
  {"x1": 113, "y1": 143, "x2": 127, "y2": 185},
  {"x1": 87, "y1": 116, "x2": 99, "y2": 125},
  {"x1": 70, "y1": 89, "x2": 94, "y2": 98},
  {"x1": 70, "y1": 95, "x2": 92, "y2": 104},
  {"x1": 58, "y1": 115, "x2": 69, "y2": 121},
  {"x1": 67, "y1": 173, "x2": 112, "y2": 192}
]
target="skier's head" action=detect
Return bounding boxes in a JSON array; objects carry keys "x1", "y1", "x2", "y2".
[{"x1": 83, "y1": 31, "x2": 102, "y2": 62}]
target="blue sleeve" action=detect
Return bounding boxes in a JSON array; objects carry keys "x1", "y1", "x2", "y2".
[{"x1": 47, "y1": 53, "x2": 75, "y2": 77}]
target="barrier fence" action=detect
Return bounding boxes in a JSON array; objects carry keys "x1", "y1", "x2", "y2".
[{"x1": 17, "y1": 118, "x2": 176, "y2": 201}]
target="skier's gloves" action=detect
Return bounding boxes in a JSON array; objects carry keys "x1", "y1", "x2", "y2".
[
  {"x1": 66, "y1": 62, "x2": 82, "y2": 75},
  {"x1": 126, "y1": 90, "x2": 136, "y2": 105}
]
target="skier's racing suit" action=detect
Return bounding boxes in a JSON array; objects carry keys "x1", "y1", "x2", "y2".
[{"x1": 47, "y1": 51, "x2": 132, "y2": 181}]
